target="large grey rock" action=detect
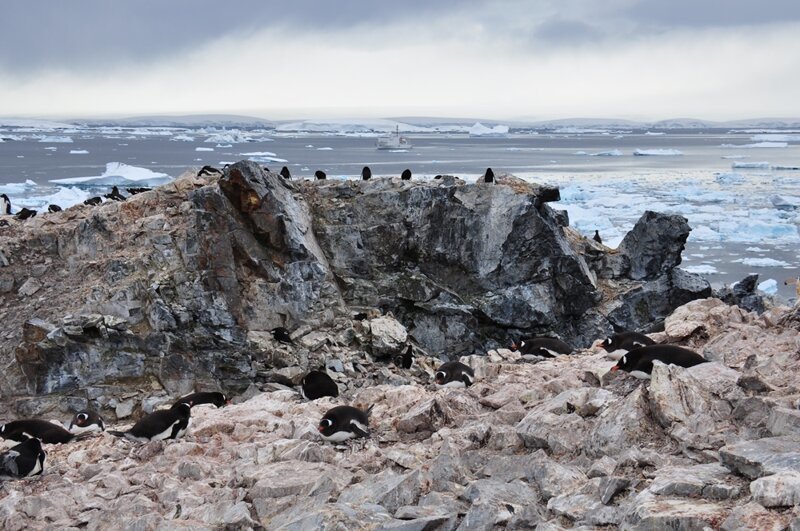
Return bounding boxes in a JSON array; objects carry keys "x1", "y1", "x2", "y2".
[
  {"x1": 719, "y1": 436, "x2": 800, "y2": 479},
  {"x1": 338, "y1": 470, "x2": 421, "y2": 513},
  {"x1": 546, "y1": 478, "x2": 623, "y2": 526},
  {"x1": 624, "y1": 493, "x2": 729, "y2": 530},
  {"x1": 767, "y1": 407, "x2": 800, "y2": 436},
  {"x1": 750, "y1": 471, "x2": 800, "y2": 507},
  {"x1": 617, "y1": 210, "x2": 691, "y2": 280},
  {"x1": 720, "y1": 502, "x2": 789, "y2": 531},
  {"x1": 646, "y1": 463, "x2": 741, "y2": 500}
]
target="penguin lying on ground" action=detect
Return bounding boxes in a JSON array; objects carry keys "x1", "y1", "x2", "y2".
[
  {"x1": 68, "y1": 410, "x2": 105, "y2": 435},
  {"x1": 14, "y1": 207, "x2": 37, "y2": 220},
  {"x1": 197, "y1": 165, "x2": 223, "y2": 177},
  {"x1": 83, "y1": 197, "x2": 102, "y2": 206},
  {"x1": 126, "y1": 187, "x2": 152, "y2": 195},
  {"x1": 434, "y1": 361, "x2": 475, "y2": 388},
  {"x1": 510, "y1": 337, "x2": 573, "y2": 358},
  {"x1": 300, "y1": 370, "x2": 339, "y2": 400},
  {"x1": 173, "y1": 391, "x2": 228, "y2": 409},
  {"x1": 47, "y1": 204, "x2": 62, "y2": 213},
  {"x1": 108, "y1": 403, "x2": 191, "y2": 442},
  {"x1": 601, "y1": 332, "x2": 656, "y2": 360},
  {"x1": 0, "y1": 438, "x2": 46, "y2": 480},
  {"x1": 103, "y1": 186, "x2": 126, "y2": 201},
  {"x1": 610, "y1": 345, "x2": 707, "y2": 379},
  {"x1": 318, "y1": 405, "x2": 372, "y2": 442},
  {"x1": 0, "y1": 419, "x2": 88, "y2": 445},
  {"x1": 271, "y1": 327, "x2": 294, "y2": 344}
]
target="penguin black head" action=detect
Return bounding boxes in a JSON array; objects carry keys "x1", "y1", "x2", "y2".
[
  {"x1": 315, "y1": 170, "x2": 327, "y2": 180},
  {"x1": 434, "y1": 361, "x2": 475, "y2": 388},
  {"x1": 174, "y1": 391, "x2": 228, "y2": 409},
  {"x1": 318, "y1": 405, "x2": 371, "y2": 442},
  {"x1": 483, "y1": 168, "x2": 494, "y2": 183},
  {"x1": 280, "y1": 166, "x2": 291, "y2": 179},
  {"x1": 601, "y1": 337, "x2": 614, "y2": 351},
  {"x1": 271, "y1": 327, "x2": 294, "y2": 344},
  {"x1": 69, "y1": 410, "x2": 105, "y2": 434},
  {"x1": 401, "y1": 169, "x2": 412, "y2": 180},
  {"x1": 361, "y1": 166, "x2": 372, "y2": 180},
  {"x1": 593, "y1": 230, "x2": 602, "y2": 244}
]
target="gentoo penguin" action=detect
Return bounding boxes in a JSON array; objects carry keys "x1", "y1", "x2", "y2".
[
  {"x1": 1, "y1": 193, "x2": 10, "y2": 215},
  {"x1": 280, "y1": 166, "x2": 291, "y2": 179},
  {"x1": 434, "y1": 361, "x2": 475, "y2": 388},
  {"x1": 318, "y1": 405, "x2": 372, "y2": 442},
  {"x1": 601, "y1": 332, "x2": 655, "y2": 354},
  {"x1": 47, "y1": 204, "x2": 62, "y2": 213},
  {"x1": 103, "y1": 186, "x2": 126, "y2": 201},
  {"x1": 197, "y1": 165, "x2": 223, "y2": 177},
  {"x1": 300, "y1": 370, "x2": 339, "y2": 400},
  {"x1": 14, "y1": 207, "x2": 37, "y2": 220},
  {"x1": 174, "y1": 391, "x2": 227, "y2": 409},
  {"x1": 108, "y1": 403, "x2": 191, "y2": 442},
  {"x1": 83, "y1": 197, "x2": 102, "y2": 206},
  {"x1": 361, "y1": 166, "x2": 372, "y2": 180},
  {"x1": 394, "y1": 344, "x2": 414, "y2": 369},
  {"x1": 510, "y1": 337, "x2": 572, "y2": 358},
  {"x1": 68, "y1": 410, "x2": 105, "y2": 435},
  {"x1": 0, "y1": 438, "x2": 46, "y2": 480},
  {"x1": 0, "y1": 220, "x2": 9, "y2": 227},
  {"x1": 1, "y1": 419, "x2": 79, "y2": 444},
  {"x1": 610, "y1": 345, "x2": 707, "y2": 379},
  {"x1": 263, "y1": 167, "x2": 270, "y2": 173},
  {"x1": 315, "y1": 170, "x2": 327, "y2": 180},
  {"x1": 126, "y1": 187, "x2": 152, "y2": 195},
  {"x1": 401, "y1": 169, "x2": 412, "y2": 180},
  {"x1": 483, "y1": 168, "x2": 494, "y2": 183},
  {"x1": 271, "y1": 327, "x2": 294, "y2": 344},
  {"x1": 434, "y1": 175, "x2": 443, "y2": 180}
]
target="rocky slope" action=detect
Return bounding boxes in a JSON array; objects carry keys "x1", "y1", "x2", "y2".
[
  {"x1": 1, "y1": 297, "x2": 799, "y2": 529},
  {"x1": 0, "y1": 161, "x2": 710, "y2": 420}
]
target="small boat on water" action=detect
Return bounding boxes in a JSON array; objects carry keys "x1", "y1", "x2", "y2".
[{"x1": 376, "y1": 126, "x2": 412, "y2": 150}]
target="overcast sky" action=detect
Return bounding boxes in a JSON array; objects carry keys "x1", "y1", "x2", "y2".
[{"x1": 2, "y1": 0, "x2": 799, "y2": 121}]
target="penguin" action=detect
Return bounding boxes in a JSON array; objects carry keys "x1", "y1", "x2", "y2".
[
  {"x1": 14, "y1": 207, "x2": 37, "y2": 220},
  {"x1": 126, "y1": 187, "x2": 152, "y2": 195},
  {"x1": 318, "y1": 405, "x2": 372, "y2": 442},
  {"x1": 300, "y1": 370, "x2": 339, "y2": 400},
  {"x1": 434, "y1": 361, "x2": 475, "y2": 388},
  {"x1": 108, "y1": 403, "x2": 191, "y2": 442},
  {"x1": 394, "y1": 344, "x2": 414, "y2": 369},
  {"x1": 315, "y1": 170, "x2": 327, "y2": 180},
  {"x1": 352, "y1": 312, "x2": 369, "y2": 321},
  {"x1": 198, "y1": 165, "x2": 223, "y2": 177},
  {"x1": 280, "y1": 166, "x2": 291, "y2": 180},
  {"x1": 1, "y1": 193, "x2": 10, "y2": 215},
  {"x1": 0, "y1": 220, "x2": 9, "y2": 227},
  {"x1": 593, "y1": 230, "x2": 603, "y2": 244},
  {"x1": 83, "y1": 197, "x2": 102, "y2": 206},
  {"x1": 510, "y1": 337, "x2": 572, "y2": 358},
  {"x1": 263, "y1": 167, "x2": 270, "y2": 173},
  {"x1": 434, "y1": 175, "x2": 443, "y2": 180},
  {"x1": 361, "y1": 166, "x2": 372, "y2": 180},
  {"x1": 103, "y1": 186, "x2": 126, "y2": 202},
  {"x1": 68, "y1": 410, "x2": 105, "y2": 435},
  {"x1": 601, "y1": 332, "x2": 655, "y2": 354},
  {"x1": 401, "y1": 169, "x2": 412, "y2": 180},
  {"x1": 483, "y1": 168, "x2": 495, "y2": 183},
  {"x1": 173, "y1": 391, "x2": 227, "y2": 409},
  {"x1": 610, "y1": 345, "x2": 707, "y2": 379},
  {"x1": 47, "y1": 204, "x2": 62, "y2": 213},
  {"x1": 271, "y1": 327, "x2": 294, "y2": 344},
  {"x1": 1, "y1": 419, "x2": 79, "y2": 444},
  {"x1": 0, "y1": 438, "x2": 46, "y2": 480}
]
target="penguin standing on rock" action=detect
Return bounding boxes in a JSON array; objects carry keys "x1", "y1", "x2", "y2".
[
  {"x1": 104, "y1": 186, "x2": 126, "y2": 201},
  {"x1": 401, "y1": 169, "x2": 412, "y2": 181},
  {"x1": 0, "y1": 438, "x2": 46, "y2": 480},
  {"x1": 318, "y1": 405, "x2": 372, "y2": 442},
  {"x1": 108, "y1": 403, "x2": 191, "y2": 442},
  {"x1": 315, "y1": 170, "x2": 327, "y2": 180},
  {"x1": 47, "y1": 204, "x2": 62, "y2": 213},
  {"x1": 68, "y1": 410, "x2": 105, "y2": 435},
  {"x1": 1, "y1": 194, "x2": 10, "y2": 215},
  {"x1": 434, "y1": 361, "x2": 475, "y2": 388},
  {"x1": 271, "y1": 327, "x2": 294, "y2": 344},
  {"x1": 300, "y1": 370, "x2": 339, "y2": 400},
  {"x1": 173, "y1": 391, "x2": 228, "y2": 409},
  {"x1": 197, "y1": 165, "x2": 223, "y2": 177},
  {"x1": 610, "y1": 345, "x2": 707, "y2": 379},
  {"x1": 361, "y1": 166, "x2": 372, "y2": 180},
  {"x1": 1, "y1": 419, "x2": 81, "y2": 445},
  {"x1": 483, "y1": 168, "x2": 495, "y2": 183},
  {"x1": 280, "y1": 166, "x2": 292, "y2": 179},
  {"x1": 593, "y1": 230, "x2": 602, "y2": 244},
  {"x1": 394, "y1": 345, "x2": 414, "y2": 369}
]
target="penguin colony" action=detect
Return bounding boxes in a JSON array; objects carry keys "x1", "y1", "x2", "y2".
[{"x1": 1, "y1": 164, "x2": 711, "y2": 481}]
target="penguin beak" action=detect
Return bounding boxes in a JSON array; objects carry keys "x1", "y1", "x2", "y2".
[
  {"x1": 610, "y1": 366, "x2": 619, "y2": 372},
  {"x1": 317, "y1": 425, "x2": 325, "y2": 433},
  {"x1": 225, "y1": 399, "x2": 232, "y2": 406}
]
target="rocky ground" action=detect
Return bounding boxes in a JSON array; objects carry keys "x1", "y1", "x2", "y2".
[{"x1": 2, "y1": 297, "x2": 800, "y2": 530}]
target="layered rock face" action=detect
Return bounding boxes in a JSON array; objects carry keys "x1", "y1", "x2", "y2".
[
  {"x1": 2, "y1": 299, "x2": 799, "y2": 529},
  {"x1": 0, "y1": 161, "x2": 708, "y2": 417}
]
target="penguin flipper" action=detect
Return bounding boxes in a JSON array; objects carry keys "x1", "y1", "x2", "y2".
[
  {"x1": 349, "y1": 420, "x2": 370, "y2": 439},
  {"x1": 107, "y1": 430, "x2": 127, "y2": 438}
]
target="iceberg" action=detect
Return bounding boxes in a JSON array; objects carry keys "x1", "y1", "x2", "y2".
[
  {"x1": 49, "y1": 162, "x2": 172, "y2": 186},
  {"x1": 733, "y1": 257, "x2": 791, "y2": 267},
  {"x1": 195, "y1": 147, "x2": 214, "y2": 152},
  {"x1": 751, "y1": 134, "x2": 800, "y2": 142},
  {"x1": 732, "y1": 161, "x2": 770, "y2": 169},
  {"x1": 633, "y1": 149, "x2": 683, "y2": 156},
  {"x1": 37, "y1": 135, "x2": 73, "y2": 143},
  {"x1": 757, "y1": 278, "x2": 778, "y2": 294},
  {"x1": 171, "y1": 134, "x2": 195, "y2": 142},
  {"x1": 681, "y1": 265, "x2": 718, "y2": 274},
  {"x1": 468, "y1": 122, "x2": 509, "y2": 137},
  {"x1": 204, "y1": 130, "x2": 255, "y2": 144}
]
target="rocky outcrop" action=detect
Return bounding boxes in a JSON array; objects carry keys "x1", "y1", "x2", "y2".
[
  {"x1": 1, "y1": 162, "x2": 712, "y2": 418},
  {"x1": 2, "y1": 298, "x2": 800, "y2": 529}
]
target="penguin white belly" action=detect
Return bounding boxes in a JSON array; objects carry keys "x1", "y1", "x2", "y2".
[
  {"x1": 150, "y1": 420, "x2": 181, "y2": 441},
  {"x1": 321, "y1": 431, "x2": 356, "y2": 443},
  {"x1": 436, "y1": 381, "x2": 466, "y2": 389},
  {"x1": 69, "y1": 424, "x2": 103, "y2": 435},
  {"x1": 605, "y1": 349, "x2": 628, "y2": 361},
  {"x1": 629, "y1": 370, "x2": 652, "y2": 380},
  {"x1": 28, "y1": 457, "x2": 43, "y2": 477},
  {"x1": 174, "y1": 418, "x2": 191, "y2": 439}
]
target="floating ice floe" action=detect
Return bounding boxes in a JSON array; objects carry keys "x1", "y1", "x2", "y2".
[
  {"x1": 195, "y1": 147, "x2": 214, "y2": 152},
  {"x1": 733, "y1": 257, "x2": 791, "y2": 267},
  {"x1": 681, "y1": 264, "x2": 718, "y2": 274},
  {"x1": 644, "y1": 131, "x2": 665, "y2": 135},
  {"x1": 37, "y1": 135, "x2": 73, "y2": 143},
  {"x1": 316, "y1": 147, "x2": 333, "y2": 151},
  {"x1": 216, "y1": 144, "x2": 233, "y2": 148},
  {"x1": 633, "y1": 149, "x2": 683, "y2": 156},
  {"x1": 732, "y1": 161, "x2": 770, "y2": 169},
  {"x1": 721, "y1": 155, "x2": 747, "y2": 159},
  {"x1": 49, "y1": 162, "x2": 172, "y2": 186},
  {"x1": 69, "y1": 149, "x2": 89, "y2": 154},
  {"x1": 714, "y1": 172, "x2": 745, "y2": 184},
  {"x1": 171, "y1": 134, "x2": 195, "y2": 142},
  {"x1": 751, "y1": 134, "x2": 800, "y2": 142},
  {"x1": 757, "y1": 278, "x2": 778, "y2": 294},
  {"x1": 770, "y1": 195, "x2": 800, "y2": 210},
  {"x1": 720, "y1": 142, "x2": 788, "y2": 148},
  {"x1": 774, "y1": 165, "x2": 800, "y2": 171},
  {"x1": 240, "y1": 151, "x2": 288, "y2": 163},
  {"x1": 204, "y1": 131, "x2": 254, "y2": 144},
  {"x1": 746, "y1": 247, "x2": 769, "y2": 252},
  {"x1": 589, "y1": 150, "x2": 623, "y2": 157}
]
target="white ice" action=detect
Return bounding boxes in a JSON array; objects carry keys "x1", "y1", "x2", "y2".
[
  {"x1": 633, "y1": 149, "x2": 683, "y2": 156},
  {"x1": 682, "y1": 265, "x2": 718, "y2": 274},
  {"x1": 751, "y1": 134, "x2": 800, "y2": 142},
  {"x1": 69, "y1": 149, "x2": 89, "y2": 154},
  {"x1": 37, "y1": 135, "x2": 73, "y2": 143},
  {"x1": 732, "y1": 161, "x2": 770, "y2": 169},
  {"x1": 757, "y1": 279, "x2": 778, "y2": 294},
  {"x1": 733, "y1": 257, "x2": 791, "y2": 267},
  {"x1": 589, "y1": 150, "x2": 623, "y2": 157},
  {"x1": 49, "y1": 162, "x2": 172, "y2": 186},
  {"x1": 171, "y1": 134, "x2": 195, "y2": 142},
  {"x1": 195, "y1": 147, "x2": 214, "y2": 152},
  {"x1": 469, "y1": 122, "x2": 509, "y2": 137}
]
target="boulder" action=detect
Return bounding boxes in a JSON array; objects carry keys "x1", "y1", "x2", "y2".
[{"x1": 616, "y1": 210, "x2": 691, "y2": 280}]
